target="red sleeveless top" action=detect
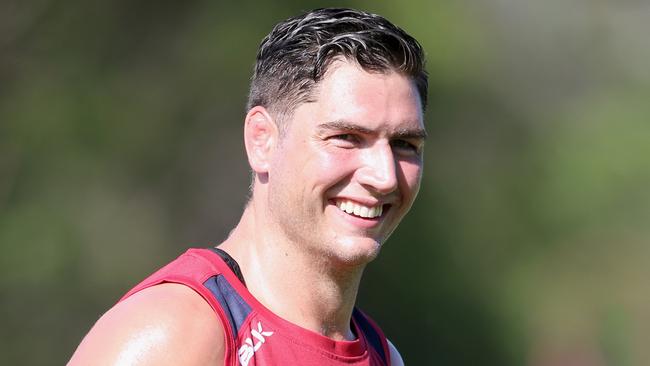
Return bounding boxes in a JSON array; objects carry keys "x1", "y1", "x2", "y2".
[{"x1": 120, "y1": 248, "x2": 391, "y2": 366}]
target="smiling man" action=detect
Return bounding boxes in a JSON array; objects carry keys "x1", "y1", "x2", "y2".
[{"x1": 69, "y1": 8, "x2": 427, "y2": 366}]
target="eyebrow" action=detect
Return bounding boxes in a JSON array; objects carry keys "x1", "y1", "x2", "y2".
[{"x1": 317, "y1": 120, "x2": 427, "y2": 140}]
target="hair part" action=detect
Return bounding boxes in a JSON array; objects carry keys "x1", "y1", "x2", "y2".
[{"x1": 246, "y1": 8, "x2": 428, "y2": 132}]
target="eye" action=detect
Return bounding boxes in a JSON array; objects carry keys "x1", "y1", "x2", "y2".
[
  {"x1": 390, "y1": 139, "x2": 421, "y2": 155},
  {"x1": 332, "y1": 134, "x2": 357, "y2": 141},
  {"x1": 328, "y1": 134, "x2": 360, "y2": 147}
]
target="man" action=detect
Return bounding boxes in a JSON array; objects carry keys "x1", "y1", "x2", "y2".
[{"x1": 69, "y1": 7, "x2": 427, "y2": 365}]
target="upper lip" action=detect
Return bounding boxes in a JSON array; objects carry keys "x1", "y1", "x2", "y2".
[{"x1": 330, "y1": 196, "x2": 393, "y2": 208}]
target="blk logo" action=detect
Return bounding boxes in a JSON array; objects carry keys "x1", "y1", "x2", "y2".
[{"x1": 238, "y1": 321, "x2": 274, "y2": 366}]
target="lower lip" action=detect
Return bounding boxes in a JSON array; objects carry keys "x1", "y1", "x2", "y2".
[{"x1": 331, "y1": 204, "x2": 384, "y2": 229}]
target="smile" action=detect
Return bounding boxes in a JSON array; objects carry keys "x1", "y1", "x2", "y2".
[{"x1": 335, "y1": 200, "x2": 383, "y2": 219}]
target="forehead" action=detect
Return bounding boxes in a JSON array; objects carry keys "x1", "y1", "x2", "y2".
[{"x1": 290, "y1": 60, "x2": 424, "y2": 134}]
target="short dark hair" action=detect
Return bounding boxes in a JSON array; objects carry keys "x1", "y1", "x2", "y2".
[{"x1": 246, "y1": 8, "x2": 428, "y2": 128}]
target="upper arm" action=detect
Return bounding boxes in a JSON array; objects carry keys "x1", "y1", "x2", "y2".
[
  {"x1": 68, "y1": 283, "x2": 225, "y2": 366},
  {"x1": 388, "y1": 339, "x2": 404, "y2": 366}
]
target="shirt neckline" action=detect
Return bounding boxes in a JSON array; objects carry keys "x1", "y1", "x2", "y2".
[{"x1": 198, "y1": 247, "x2": 368, "y2": 359}]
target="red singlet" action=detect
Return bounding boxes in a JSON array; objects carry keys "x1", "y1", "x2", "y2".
[{"x1": 120, "y1": 248, "x2": 391, "y2": 366}]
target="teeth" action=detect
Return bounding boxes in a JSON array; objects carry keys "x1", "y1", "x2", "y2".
[
  {"x1": 359, "y1": 206, "x2": 369, "y2": 217},
  {"x1": 335, "y1": 200, "x2": 383, "y2": 218}
]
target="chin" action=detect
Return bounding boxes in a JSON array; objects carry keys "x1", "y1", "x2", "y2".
[{"x1": 330, "y1": 237, "x2": 384, "y2": 267}]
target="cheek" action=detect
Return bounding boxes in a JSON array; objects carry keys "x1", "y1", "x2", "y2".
[
  {"x1": 314, "y1": 149, "x2": 358, "y2": 179},
  {"x1": 398, "y1": 160, "x2": 423, "y2": 196}
]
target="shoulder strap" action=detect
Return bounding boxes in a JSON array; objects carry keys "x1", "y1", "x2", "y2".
[
  {"x1": 207, "y1": 247, "x2": 246, "y2": 286},
  {"x1": 353, "y1": 308, "x2": 390, "y2": 365}
]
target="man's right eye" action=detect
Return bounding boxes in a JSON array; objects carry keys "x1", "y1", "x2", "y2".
[
  {"x1": 328, "y1": 134, "x2": 361, "y2": 147},
  {"x1": 331, "y1": 134, "x2": 357, "y2": 142}
]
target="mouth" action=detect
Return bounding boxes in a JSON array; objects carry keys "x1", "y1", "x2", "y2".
[{"x1": 334, "y1": 199, "x2": 386, "y2": 219}]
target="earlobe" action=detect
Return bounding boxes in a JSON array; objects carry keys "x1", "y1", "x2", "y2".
[{"x1": 244, "y1": 106, "x2": 278, "y2": 174}]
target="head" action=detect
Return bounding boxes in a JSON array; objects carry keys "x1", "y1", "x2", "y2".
[
  {"x1": 243, "y1": 8, "x2": 427, "y2": 267},
  {"x1": 246, "y1": 7, "x2": 428, "y2": 134}
]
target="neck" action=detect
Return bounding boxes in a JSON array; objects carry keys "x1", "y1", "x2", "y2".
[{"x1": 219, "y1": 202, "x2": 365, "y2": 341}]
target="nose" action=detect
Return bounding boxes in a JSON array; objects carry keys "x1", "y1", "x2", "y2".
[{"x1": 357, "y1": 141, "x2": 398, "y2": 194}]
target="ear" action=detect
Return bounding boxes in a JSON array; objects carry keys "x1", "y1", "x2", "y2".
[{"x1": 244, "y1": 106, "x2": 279, "y2": 174}]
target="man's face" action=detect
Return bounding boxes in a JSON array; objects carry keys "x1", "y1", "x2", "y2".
[{"x1": 267, "y1": 60, "x2": 425, "y2": 266}]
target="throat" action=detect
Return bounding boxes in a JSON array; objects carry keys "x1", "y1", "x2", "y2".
[
  {"x1": 245, "y1": 252, "x2": 363, "y2": 340},
  {"x1": 320, "y1": 319, "x2": 358, "y2": 341}
]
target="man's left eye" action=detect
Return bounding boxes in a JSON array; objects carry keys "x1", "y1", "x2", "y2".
[{"x1": 390, "y1": 139, "x2": 419, "y2": 153}]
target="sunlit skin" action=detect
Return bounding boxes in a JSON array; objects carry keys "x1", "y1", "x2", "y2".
[
  {"x1": 67, "y1": 59, "x2": 416, "y2": 365},
  {"x1": 220, "y1": 59, "x2": 425, "y2": 344},
  {"x1": 68, "y1": 283, "x2": 224, "y2": 365},
  {"x1": 264, "y1": 59, "x2": 425, "y2": 268}
]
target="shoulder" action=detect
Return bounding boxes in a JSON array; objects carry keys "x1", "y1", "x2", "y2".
[
  {"x1": 68, "y1": 283, "x2": 224, "y2": 365},
  {"x1": 388, "y1": 339, "x2": 404, "y2": 366}
]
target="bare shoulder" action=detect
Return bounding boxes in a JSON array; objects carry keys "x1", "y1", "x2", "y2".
[
  {"x1": 68, "y1": 283, "x2": 224, "y2": 366},
  {"x1": 388, "y1": 339, "x2": 404, "y2": 366}
]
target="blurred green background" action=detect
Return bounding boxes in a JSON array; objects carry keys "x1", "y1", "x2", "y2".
[{"x1": 2, "y1": 1, "x2": 649, "y2": 365}]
